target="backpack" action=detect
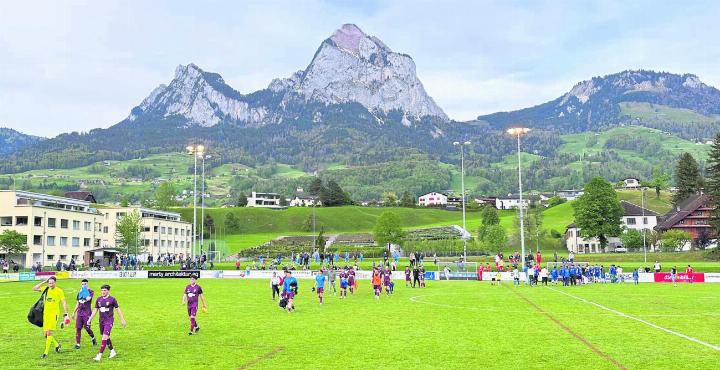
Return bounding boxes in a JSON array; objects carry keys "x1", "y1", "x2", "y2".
[{"x1": 28, "y1": 287, "x2": 48, "y2": 327}]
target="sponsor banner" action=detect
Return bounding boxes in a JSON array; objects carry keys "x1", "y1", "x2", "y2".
[
  {"x1": 638, "y1": 273, "x2": 654, "y2": 283},
  {"x1": 200, "y1": 270, "x2": 224, "y2": 279},
  {"x1": 55, "y1": 271, "x2": 71, "y2": 280},
  {"x1": 438, "y1": 271, "x2": 478, "y2": 280},
  {"x1": 222, "y1": 270, "x2": 248, "y2": 278},
  {"x1": 704, "y1": 273, "x2": 720, "y2": 283},
  {"x1": 0, "y1": 273, "x2": 19, "y2": 283},
  {"x1": 19, "y1": 272, "x2": 36, "y2": 281},
  {"x1": 71, "y1": 270, "x2": 148, "y2": 279},
  {"x1": 148, "y1": 270, "x2": 200, "y2": 279},
  {"x1": 424, "y1": 271, "x2": 437, "y2": 281},
  {"x1": 654, "y1": 272, "x2": 705, "y2": 283}
]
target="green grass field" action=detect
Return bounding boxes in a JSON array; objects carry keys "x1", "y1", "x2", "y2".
[{"x1": 2, "y1": 279, "x2": 719, "y2": 369}]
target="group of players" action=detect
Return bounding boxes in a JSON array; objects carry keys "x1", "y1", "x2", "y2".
[{"x1": 31, "y1": 274, "x2": 206, "y2": 361}]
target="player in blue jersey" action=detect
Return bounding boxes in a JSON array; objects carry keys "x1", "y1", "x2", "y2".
[
  {"x1": 282, "y1": 270, "x2": 298, "y2": 312},
  {"x1": 314, "y1": 272, "x2": 326, "y2": 305}
]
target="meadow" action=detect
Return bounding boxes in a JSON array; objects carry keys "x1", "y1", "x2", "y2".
[{"x1": 2, "y1": 278, "x2": 719, "y2": 369}]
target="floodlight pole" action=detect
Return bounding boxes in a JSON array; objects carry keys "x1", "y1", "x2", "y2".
[
  {"x1": 454, "y1": 141, "x2": 471, "y2": 263},
  {"x1": 508, "y1": 128, "x2": 529, "y2": 268},
  {"x1": 642, "y1": 187, "x2": 647, "y2": 263}
]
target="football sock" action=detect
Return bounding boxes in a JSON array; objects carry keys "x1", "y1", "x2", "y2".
[{"x1": 100, "y1": 339, "x2": 107, "y2": 353}]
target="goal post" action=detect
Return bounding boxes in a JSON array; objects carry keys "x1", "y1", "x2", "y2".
[{"x1": 436, "y1": 261, "x2": 479, "y2": 273}]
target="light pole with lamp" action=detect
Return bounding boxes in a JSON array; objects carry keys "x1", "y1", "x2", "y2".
[
  {"x1": 200, "y1": 154, "x2": 211, "y2": 257},
  {"x1": 453, "y1": 140, "x2": 471, "y2": 264},
  {"x1": 186, "y1": 144, "x2": 205, "y2": 260},
  {"x1": 507, "y1": 127, "x2": 530, "y2": 267},
  {"x1": 642, "y1": 186, "x2": 648, "y2": 263}
]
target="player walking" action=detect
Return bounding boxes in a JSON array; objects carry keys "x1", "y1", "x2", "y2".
[
  {"x1": 686, "y1": 265, "x2": 694, "y2": 284},
  {"x1": 372, "y1": 270, "x2": 382, "y2": 299},
  {"x1": 282, "y1": 270, "x2": 298, "y2": 312},
  {"x1": 348, "y1": 268, "x2": 356, "y2": 295},
  {"x1": 73, "y1": 279, "x2": 97, "y2": 349},
  {"x1": 314, "y1": 272, "x2": 326, "y2": 304},
  {"x1": 670, "y1": 266, "x2": 678, "y2": 286},
  {"x1": 339, "y1": 269, "x2": 349, "y2": 298},
  {"x1": 182, "y1": 275, "x2": 207, "y2": 335},
  {"x1": 33, "y1": 276, "x2": 69, "y2": 359},
  {"x1": 87, "y1": 284, "x2": 127, "y2": 361}
]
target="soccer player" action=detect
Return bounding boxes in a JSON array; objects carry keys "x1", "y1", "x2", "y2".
[
  {"x1": 73, "y1": 279, "x2": 97, "y2": 349},
  {"x1": 339, "y1": 269, "x2": 349, "y2": 299},
  {"x1": 686, "y1": 265, "x2": 694, "y2": 284},
  {"x1": 182, "y1": 275, "x2": 207, "y2": 335},
  {"x1": 419, "y1": 266, "x2": 426, "y2": 288},
  {"x1": 348, "y1": 268, "x2": 356, "y2": 295},
  {"x1": 87, "y1": 284, "x2": 126, "y2": 362},
  {"x1": 328, "y1": 267, "x2": 337, "y2": 296},
  {"x1": 383, "y1": 268, "x2": 392, "y2": 295},
  {"x1": 550, "y1": 266, "x2": 558, "y2": 285},
  {"x1": 670, "y1": 266, "x2": 678, "y2": 286},
  {"x1": 315, "y1": 271, "x2": 326, "y2": 304},
  {"x1": 282, "y1": 270, "x2": 298, "y2": 312},
  {"x1": 33, "y1": 276, "x2": 69, "y2": 359},
  {"x1": 372, "y1": 270, "x2": 382, "y2": 299},
  {"x1": 405, "y1": 266, "x2": 411, "y2": 287}
]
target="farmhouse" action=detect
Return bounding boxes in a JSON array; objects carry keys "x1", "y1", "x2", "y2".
[
  {"x1": 655, "y1": 194, "x2": 715, "y2": 244},
  {"x1": 418, "y1": 192, "x2": 448, "y2": 207}
]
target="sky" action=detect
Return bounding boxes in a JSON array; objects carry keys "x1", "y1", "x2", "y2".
[{"x1": 1, "y1": 0, "x2": 720, "y2": 137}]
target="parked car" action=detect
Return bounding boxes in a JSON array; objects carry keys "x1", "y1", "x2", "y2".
[{"x1": 613, "y1": 247, "x2": 628, "y2": 253}]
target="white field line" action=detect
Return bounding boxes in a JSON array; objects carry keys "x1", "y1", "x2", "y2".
[{"x1": 548, "y1": 287, "x2": 720, "y2": 352}]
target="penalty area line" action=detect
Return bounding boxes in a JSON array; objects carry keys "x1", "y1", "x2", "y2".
[{"x1": 547, "y1": 287, "x2": 720, "y2": 352}]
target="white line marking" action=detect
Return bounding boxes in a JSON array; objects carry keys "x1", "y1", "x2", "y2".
[{"x1": 548, "y1": 287, "x2": 720, "y2": 352}]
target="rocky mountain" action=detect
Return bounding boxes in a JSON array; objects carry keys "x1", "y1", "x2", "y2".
[
  {"x1": 0, "y1": 128, "x2": 44, "y2": 156},
  {"x1": 127, "y1": 24, "x2": 447, "y2": 129},
  {"x1": 478, "y1": 70, "x2": 720, "y2": 134}
]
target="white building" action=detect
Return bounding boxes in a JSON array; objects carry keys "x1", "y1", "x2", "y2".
[
  {"x1": 289, "y1": 196, "x2": 321, "y2": 207},
  {"x1": 623, "y1": 178, "x2": 641, "y2": 189},
  {"x1": 418, "y1": 192, "x2": 448, "y2": 207},
  {"x1": 495, "y1": 194, "x2": 529, "y2": 210},
  {"x1": 247, "y1": 192, "x2": 282, "y2": 208},
  {"x1": 565, "y1": 200, "x2": 658, "y2": 253},
  {"x1": 556, "y1": 189, "x2": 584, "y2": 201}
]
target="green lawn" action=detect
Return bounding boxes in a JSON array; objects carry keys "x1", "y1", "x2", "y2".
[{"x1": 2, "y1": 279, "x2": 718, "y2": 369}]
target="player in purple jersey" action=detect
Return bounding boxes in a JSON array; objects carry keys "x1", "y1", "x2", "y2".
[
  {"x1": 405, "y1": 266, "x2": 411, "y2": 287},
  {"x1": 347, "y1": 268, "x2": 356, "y2": 295},
  {"x1": 72, "y1": 279, "x2": 97, "y2": 349},
  {"x1": 181, "y1": 275, "x2": 207, "y2": 336},
  {"x1": 383, "y1": 270, "x2": 392, "y2": 295},
  {"x1": 87, "y1": 285, "x2": 126, "y2": 362}
]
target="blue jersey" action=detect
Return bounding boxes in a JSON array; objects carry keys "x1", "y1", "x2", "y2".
[
  {"x1": 283, "y1": 276, "x2": 298, "y2": 293},
  {"x1": 315, "y1": 274, "x2": 326, "y2": 289},
  {"x1": 551, "y1": 269, "x2": 558, "y2": 279}
]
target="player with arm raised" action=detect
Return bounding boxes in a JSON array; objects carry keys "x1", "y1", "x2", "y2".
[
  {"x1": 87, "y1": 284, "x2": 126, "y2": 362},
  {"x1": 33, "y1": 276, "x2": 69, "y2": 359},
  {"x1": 182, "y1": 275, "x2": 207, "y2": 335}
]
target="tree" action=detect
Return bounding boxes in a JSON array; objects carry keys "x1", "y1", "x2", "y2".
[
  {"x1": 237, "y1": 192, "x2": 248, "y2": 207},
  {"x1": 547, "y1": 196, "x2": 566, "y2": 208},
  {"x1": 526, "y1": 205, "x2": 544, "y2": 252},
  {"x1": 572, "y1": 177, "x2": 624, "y2": 248},
  {"x1": 705, "y1": 133, "x2": 720, "y2": 234},
  {"x1": 382, "y1": 192, "x2": 398, "y2": 207},
  {"x1": 308, "y1": 177, "x2": 325, "y2": 196},
  {"x1": 619, "y1": 229, "x2": 644, "y2": 249},
  {"x1": 316, "y1": 227, "x2": 326, "y2": 254},
  {"x1": 322, "y1": 180, "x2": 346, "y2": 207},
  {"x1": 279, "y1": 196, "x2": 289, "y2": 207},
  {"x1": 660, "y1": 230, "x2": 692, "y2": 252},
  {"x1": 649, "y1": 166, "x2": 670, "y2": 199},
  {"x1": 203, "y1": 214, "x2": 215, "y2": 239},
  {"x1": 154, "y1": 182, "x2": 178, "y2": 210},
  {"x1": 374, "y1": 211, "x2": 405, "y2": 248},
  {"x1": 480, "y1": 205, "x2": 500, "y2": 225},
  {"x1": 695, "y1": 228, "x2": 712, "y2": 250},
  {"x1": 120, "y1": 196, "x2": 130, "y2": 207},
  {"x1": 673, "y1": 152, "x2": 704, "y2": 205},
  {"x1": 481, "y1": 224, "x2": 506, "y2": 252},
  {"x1": 0, "y1": 229, "x2": 28, "y2": 254},
  {"x1": 399, "y1": 191, "x2": 415, "y2": 208},
  {"x1": 115, "y1": 210, "x2": 144, "y2": 256},
  {"x1": 224, "y1": 212, "x2": 241, "y2": 233}
]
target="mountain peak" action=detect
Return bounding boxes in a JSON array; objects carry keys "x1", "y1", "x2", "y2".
[{"x1": 329, "y1": 24, "x2": 367, "y2": 53}]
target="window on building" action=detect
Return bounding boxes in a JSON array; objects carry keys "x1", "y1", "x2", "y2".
[
  {"x1": 47, "y1": 236, "x2": 56, "y2": 246},
  {"x1": 16, "y1": 216, "x2": 28, "y2": 226},
  {"x1": 60, "y1": 219, "x2": 68, "y2": 229},
  {"x1": 643, "y1": 217, "x2": 648, "y2": 224},
  {"x1": 161, "y1": 240, "x2": 166, "y2": 247},
  {"x1": 72, "y1": 237, "x2": 80, "y2": 247},
  {"x1": 154, "y1": 226, "x2": 159, "y2": 232},
  {"x1": 72, "y1": 255, "x2": 79, "y2": 261},
  {"x1": 626, "y1": 218, "x2": 636, "y2": 225},
  {"x1": 83, "y1": 238, "x2": 90, "y2": 247},
  {"x1": 103, "y1": 226, "x2": 108, "y2": 233},
  {"x1": 84, "y1": 221, "x2": 91, "y2": 231},
  {"x1": 144, "y1": 239, "x2": 150, "y2": 246},
  {"x1": 0, "y1": 217, "x2": 11, "y2": 226},
  {"x1": 47, "y1": 255, "x2": 54, "y2": 260},
  {"x1": 175, "y1": 228, "x2": 179, "y2": 235},
  {"x1": 47, "y1": 218, "x2": 56, "y2": 228},
  {"x1": 174, "y1": 241, "x2": 178, "y2": 248},
  {"x1": 32, "y1": 235, "x2": 42, "y2": 245},
  {"x1": 60, "y1": 255, "x2": 67, "y2": 260},
  {"x1": 154, "y1": 240, "x2": 158, "y2": 247},
  {"x1": 34, "y1": 217, "x2": 43, "y2": 227},
  {"x1": 60, "y1": 237, "x2": 67, "y2": 247},
  {"x1": 181, "y1": 229, "x2": 185, "y2": 236},
  {"x1": 144, "y1": 227, "x2": 150, "y2": 232},
  {"x1": 73, "y1": 220, "x2": 80, "y2": 230},
  {"x1": 161, "y1": 227, "x2": 166, "y2": 234}
]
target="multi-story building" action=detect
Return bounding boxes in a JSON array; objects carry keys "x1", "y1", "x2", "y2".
[
  {"x1": 247, "y1": 192, "x2": 282, "y2": 208},
  {"x1": 100, "y1": 207, "x2": 192, "y2": 259},
  {"x1": 0, "y1": 190, "x2": 103, "y2": 268},
  {"x1": 418, "y1": 192, "x2": 448, "y2": 207},
  {"x1": 656, "y1": 194, "x2": 715, "y2": 244}
]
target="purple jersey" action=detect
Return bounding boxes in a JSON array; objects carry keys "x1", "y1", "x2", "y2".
[
  {"x1": 184, "y1": 284, "x2": 203, "y2": 307},
  {"x1": 95, "y1": 295, "x2": 119, "y2": 324},
  {"x1": 76, "y1": 289, "x2": 94, "y2": 316}
]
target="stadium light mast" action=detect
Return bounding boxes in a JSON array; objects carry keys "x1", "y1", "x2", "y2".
[
  {"x1": 507, "y1": 127, "x2": 530, "y2": 268},
  {"x1": 201, "y1": 154, "x2": 211, "y2": 257},
  {"x1": 186, "y1": 144, "x2": 205, "y2": 260},
  {"x1": 453, "y1": 141, "x2": 471, "y2": 263},
  {"x1": 642, "y1": 186, "x2": 648, "y2": 263}
]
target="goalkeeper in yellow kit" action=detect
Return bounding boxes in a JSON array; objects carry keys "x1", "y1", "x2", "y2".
[{"x1": 33, "y1": 276, "x2": 69, "y2": 359}]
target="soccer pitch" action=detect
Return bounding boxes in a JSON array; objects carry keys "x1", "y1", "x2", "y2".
[{"x1": 2, "y1": 279, "x2": 719, "y2": 369}]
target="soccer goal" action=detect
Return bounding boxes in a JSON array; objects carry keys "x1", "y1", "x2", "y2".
[{"x1": 436, "y1": 261, "x2": 479, "y2": 273}]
